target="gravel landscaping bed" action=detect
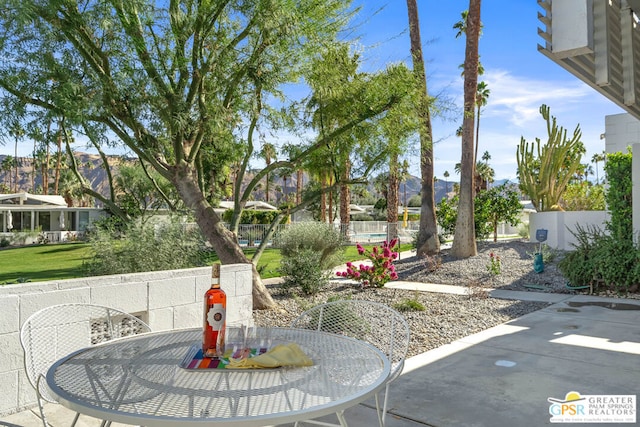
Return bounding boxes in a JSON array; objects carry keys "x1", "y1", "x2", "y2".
[
  {"x1": 254, "y1": 239, "x2": 556, "y2": 358},
  {"x1": 394, "y1": 239, "x2": 569, "y2": 293}
]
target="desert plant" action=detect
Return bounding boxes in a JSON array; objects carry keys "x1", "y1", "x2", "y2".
[
  {"x1": 277, "y1": 222, "x2": 344, "y2": 295},
  {"x1": 516, "y1": 104, "x2": 586, "y2": 211},
  {"x1": 84, "y1": 217, "x2": 209, "y2": 276},
  {"x1": 486, "y1": 252, "x2": 501, "y2": 275},
  {"x1": 277, "y1": 222, "x2": 344, "y2": 269},
  {"x1": 393, "y1": 291, "x2": 426, "y2": 312},
  {"x1": 279, "y1": 249, "x2": 331, "y2": 295}
]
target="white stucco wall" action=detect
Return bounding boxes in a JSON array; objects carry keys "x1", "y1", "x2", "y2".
[
  {"x1": 529, "y1": 211, "x2": 608, "y2": 251},
  {"x1": 0, "y1": 263, "x2": 253, "y2": 417}
]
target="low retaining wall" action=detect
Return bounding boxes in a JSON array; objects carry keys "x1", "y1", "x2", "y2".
[
  {"x1": 0, "y1": 264, "x2": 254, "y2": 417},
  {"x1": 529, "y1": 211, "x2": 608, "y2": 250}
]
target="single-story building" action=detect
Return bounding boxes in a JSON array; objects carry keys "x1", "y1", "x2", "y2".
[{"x1": 0, "y1": 192, "x2": 106, "y2": 244}]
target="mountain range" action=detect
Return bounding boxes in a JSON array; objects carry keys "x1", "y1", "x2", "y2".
[{"x1": 0, "y1": 152, "x2": 512, "y2": 206}]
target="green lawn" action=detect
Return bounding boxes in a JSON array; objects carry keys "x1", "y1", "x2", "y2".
[
  {"x1": 0, "y1": 243, "x2": 91, "y2": 284},
  {"x1": 0, "y1": 242, "x2": 413, "y2": 284}
]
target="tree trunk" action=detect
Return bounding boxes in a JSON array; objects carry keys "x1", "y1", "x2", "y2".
[
  {"x1": 171, "y1": 162, "x2": 276, "y2": 310},
  {"x1": 31, "y1": 140, "x2": 36, "y2": 192},
  {"x1": 339, "y1": 160, "x2": 351, "y2": 237},
  {"x1": 387, "y1": 150, "x2": 399, "y2": 241},
  {"x1": 320, "y1": 174, "x2": 327, "y2": 222},
  {"x1": 296, "y1": 169, "x2": 303, "y2": 205},
  {"x1": 13, "y1": 139, "x2": 18, "y2": 192},
  {"x1": 474, "y1": 103, "x2": 481, "y2": 195},
  {"x1": 451, "y1": 0, "x2": 480, "y2": 258},
  {"x1": 44, "y1": 121, "x2": 51, "y2": 195},
  {"x1": 54, "y1": 127, "x2": 62, "y2": 195},
  {"x1": 406, "y1": 0, "x2": 440, "y2": 256}
]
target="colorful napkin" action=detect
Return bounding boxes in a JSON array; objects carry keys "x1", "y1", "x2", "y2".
[{"x1": 226, "y1": 343, "x2": 313, "y2": 369}]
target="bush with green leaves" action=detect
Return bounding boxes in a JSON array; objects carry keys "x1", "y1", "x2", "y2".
[
  {"x1": 559, "y1": 182, "x2": 605, "y2": 211},
  {"x1": 437, "y1": 184, "x2": 521, "y2": 241},
  {"x1": 279, "y1": 249, "x2": 332, "y2": 295},
  {"x1": 604, "y1": 151, "x2": 633, "y2": 239},
  {"x1": 222, "y1": 209, "x2": 280, "y2": 225},
  {"x1": 558, "y1": 151, "x2": 640, "y2": 293},
  {"x1": 277, "y1": 222, "x2": 344, "y2": 269},
  {"x1": 84, "y1": 217, "x2": 210, "y2": 276},
  {"x1": 277, "y1": 222, "x2": 345, "y2": 295}
]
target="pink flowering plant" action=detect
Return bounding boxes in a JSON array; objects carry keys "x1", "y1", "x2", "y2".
[
  {"x1": 336, "y1": 239, "x2": 399, "y2": 288},
  {"x1": 487, "y1": 252, "x2": 501, "y2": 275}
]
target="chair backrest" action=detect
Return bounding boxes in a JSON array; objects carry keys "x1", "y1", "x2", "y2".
[
  {"x1": 20, "y1": 303, "x2": 151, "y2": 402},
  {"x1": 291, "y1": 300, "x2": 410, "y2": 382}
]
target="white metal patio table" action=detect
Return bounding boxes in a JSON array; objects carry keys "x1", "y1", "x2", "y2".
[{"x1": 46, "y1": 327, "x2": 391, "y2": 426}]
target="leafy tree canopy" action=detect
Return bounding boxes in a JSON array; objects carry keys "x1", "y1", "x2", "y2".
[{"x1": 0, "y1": 0, "x2": 412, "y2": 308}]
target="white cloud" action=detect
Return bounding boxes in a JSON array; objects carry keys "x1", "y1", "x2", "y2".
[
  {"x1": 428, "y1": 68, "x2": 625, "y2": 181},
  {"x1": 479, "y1": 69, "x2": 595, "y2": 126}
]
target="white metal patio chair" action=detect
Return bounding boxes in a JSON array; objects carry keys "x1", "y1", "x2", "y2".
[
  {"x1": 20, "y1": 303, "x2": 151, "y2": 427},
  {"x1": 290, "y1": 299, "x2": 410, "y2": 427}
]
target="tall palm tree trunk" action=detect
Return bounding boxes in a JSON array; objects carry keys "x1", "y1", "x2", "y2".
[
  {"x1": 451, "y1": 0, "x2": 481, "y2": 258},
  {"x1": 406, "y1": 0, "x2": 440, "y2": 256}
]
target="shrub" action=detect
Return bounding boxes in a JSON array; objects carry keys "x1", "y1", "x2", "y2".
[
  {"x1": 393, "y1": 292, "x2": 426, "y2": 312},
  {"x1": 222, "y1": 209, "x2": 280, "y2": 225},
  {"x1": 407, "y1": 194, "x2": 422, "y2": 207},
  {"x1": 351, "y1": 213, "x2": 374, "y2": 221},
  {"x1": 337, "y1": 239, "x2": 399, "y2": 288},
  {"x1": 558, "y1": 150, "x2": 640, "y2": 293},
  {"x1": 0, "y1": 237, "x2": 10, "y2": 247},
  {"x1": 279, "y1": 249, "x2": 331, "y2": 295},
  {"x1": 558, "y1": 224, "x2": 602, "y2": 287},
  {"x1": 84, "y1": 217, "x2": 210, "y2": 276},
  {"x1": 604, "y1": 151, "x2": 633, "y2": 239},
  {"x1": 277, "y1": 222, "x2": 344, "y2": 269},
  {"x1": 559, "y1": 182, "x2": 605, "y2": 211},
  {"x1": 277, "y1": 222, "x2": 344, "y2": 295},
  {"x1": 436, "y1": 196, "x2": 458, "y2": 238}
]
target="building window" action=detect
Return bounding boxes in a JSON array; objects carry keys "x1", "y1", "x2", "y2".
[
  {"x1": 38, "y1": 212, "x2": 50, "y2": 231},
  {"x1": 79, "y1": 211, "x2": 89, "y2": 231}
]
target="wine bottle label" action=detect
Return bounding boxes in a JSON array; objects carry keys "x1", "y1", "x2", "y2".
[{"x1": 207, "y1": 303, "x2": 226, "y2": 329}]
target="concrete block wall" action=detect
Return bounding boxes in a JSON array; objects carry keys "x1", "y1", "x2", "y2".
[{"x1": 0, "y1": 263, "x2": 254, "y2": 417}]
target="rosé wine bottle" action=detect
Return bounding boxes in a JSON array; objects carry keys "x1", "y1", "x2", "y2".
[{"x1": 203, "y1": 264, "x2": 226, "y2": 358}]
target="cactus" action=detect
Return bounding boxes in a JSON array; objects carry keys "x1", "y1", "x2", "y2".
[{"x1": 516, "y1": 104, "x2": 585, "y2": 211}]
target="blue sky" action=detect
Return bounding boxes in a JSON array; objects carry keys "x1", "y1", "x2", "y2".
[
  {"x1": 1, "y1": 1, "x2": 627, "y2": 183},
  {"x1": 353, "y1": 0, "x2": 626, "y2": 181}
]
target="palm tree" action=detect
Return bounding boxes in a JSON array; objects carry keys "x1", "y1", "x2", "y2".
[
  {"x1": 1, "y1": 156, "x2": 14, "y2": 190},
  {"x1": 453, "y1": 10, "x2": 469, "y2": 38},
  {"x1": 9, "y1": 124, "x2": 24, "y2": 192},
  {"x1": 475, "y1": 81, "x2": 490, "y2": 166},
  {"x1": 443, "y1": 170, "x2": 450, "y2": 194},
  {"x1": 475, "y1": 161, "x2": 494, "y2": 191},
  {"x1": 451, "y1": 0, "x2": 481, "y2": 258},
  {"x1": 591, "y1": 151, "x2": 606, "y2": 183},
  {"x1": 479, "y1": 150, "x2": 492, "y2": 190},
  {"x1": 259, "y1": 143, "x2": 276, "y2": 203},
  {"x1": 406, "y1": 0, "x2": 440, "y2": 256}
]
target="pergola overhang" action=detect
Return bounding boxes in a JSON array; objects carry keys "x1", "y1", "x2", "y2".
[{"x1": 538, "y1": 0, "x2": 640, "y2": 120}]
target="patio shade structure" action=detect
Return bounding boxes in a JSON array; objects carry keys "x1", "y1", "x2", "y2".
[{"x1": 538, "y1": 0, "x2": 640, "y2": 236}]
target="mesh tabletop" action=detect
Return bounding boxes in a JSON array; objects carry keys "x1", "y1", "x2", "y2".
[{"x1": 46, "y1": 327, "x2": 390, "y2": 427}]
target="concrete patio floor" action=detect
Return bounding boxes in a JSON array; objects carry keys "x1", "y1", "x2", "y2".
[{"x1": 2, "y1": 291, "x2": 639, "y2": 427}]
